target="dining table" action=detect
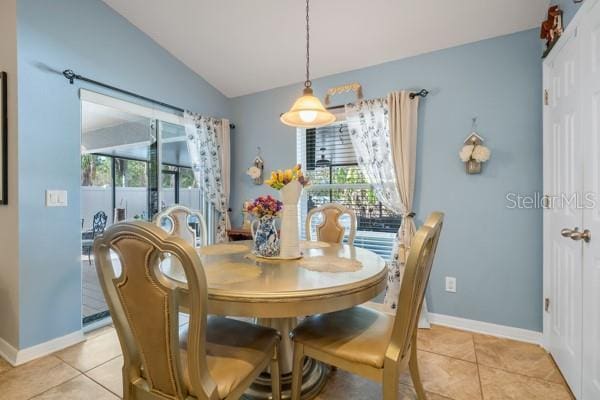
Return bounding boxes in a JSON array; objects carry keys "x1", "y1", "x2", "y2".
[{"x1": 160, "y1": 240, "x2": 388, "y2": 400}]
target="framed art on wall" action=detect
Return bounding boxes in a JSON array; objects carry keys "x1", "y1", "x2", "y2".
[{"x1": 0, "y1": 72, "x2": 7, "y2": 204}]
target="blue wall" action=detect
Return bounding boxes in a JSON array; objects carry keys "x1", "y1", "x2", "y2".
[
  {"x1": 16, "y1": 0, "x2": 231, "y2": 348},
  {"x1": 553, "y1": 0, "x2": 583, "y2": 27},
  {"x1": 231, "y1": 29, "x2": 543, "y2": 331}
]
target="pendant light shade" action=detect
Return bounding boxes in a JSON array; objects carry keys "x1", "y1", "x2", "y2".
[
  {"x1": 281, "y1": 0, "x2": 335, "y2": 129},
  {"x1": 281, "y1": 87, "x2": 336, "y2": 128}
]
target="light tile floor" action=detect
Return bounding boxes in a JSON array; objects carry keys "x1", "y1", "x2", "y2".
[{"x1": 0, "y1": 324, "x2": 574, "y2": 400}]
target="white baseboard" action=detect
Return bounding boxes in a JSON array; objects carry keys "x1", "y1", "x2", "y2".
[
  {"x1": 428, "y1": 313, "x2": 543, "y2": 345},
  {"x1": 0, "y1": 330, "x2": 85, "y2": 366}
]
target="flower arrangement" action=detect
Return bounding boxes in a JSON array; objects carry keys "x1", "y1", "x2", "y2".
[
  {"x1": 459, "y1": 144, "x2": 491, "y2": 163},
  {"x1": 245, "y1": 195, "x2": 283, "y2": 218},
  {"x1": 265, "y1": 164, "x2": 310, "y2": 190}
]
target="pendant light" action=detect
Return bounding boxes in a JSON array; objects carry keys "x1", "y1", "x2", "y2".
[{"x1": 280, "y1": 0, "x2": 336, "y2": 128}]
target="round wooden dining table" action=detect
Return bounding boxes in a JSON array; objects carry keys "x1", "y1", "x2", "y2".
[{"x1": 160, "y1": 240, "x2": 387, "y2": 400}]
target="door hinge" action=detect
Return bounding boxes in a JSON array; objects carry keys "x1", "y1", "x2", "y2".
[
  {"x1": 542, "y1": 194, "x2": 550, "y2": 209},
  {"x1": 545, "y1": 297, "x2": 550, "y2": 312},
  {"x1": 544, "y1": 89, "x2": 550, "y2": 106}
]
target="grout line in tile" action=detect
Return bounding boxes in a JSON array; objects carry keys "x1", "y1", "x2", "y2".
[
  {"x1": 25, "y1": 371, "x2": 83, "y2": 400},
  {"x1": 84, "y1": 370, "x2": 122, "y2": 398},
  {"x1": 471, "y1": 333, "x2": 486, "y2": 400},
  {"x1": 417, "y1": 348, "x2": 478, "y2": 365}
]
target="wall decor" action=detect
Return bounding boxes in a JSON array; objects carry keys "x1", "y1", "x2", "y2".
[
  {"x1": 246, "y1": 146, "x2": 264, "y2": 185},
  {"x1": 0, "y1": 72, "x2": 7, "y2": 204},
  {"x1": 324, "y1": 82, "x2": 363, "y2": 106},
  {"x1": 541, "y1": 5, "x2": 563, "y2": 58},
  {"x1": 459, "y1": 118, "x2": 491, "y2": 174}
]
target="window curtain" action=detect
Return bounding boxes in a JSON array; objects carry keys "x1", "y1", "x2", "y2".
[
  {"x1": 184, "y1": 112, "x2": 230, "y2": 243},
  {"x1": 346, "y1": 91, "x2": 428, "y2": 326}
]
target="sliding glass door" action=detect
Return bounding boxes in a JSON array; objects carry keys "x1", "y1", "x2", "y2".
[
  {"x1": 80, "y1": 96, "x2": 211, "y2": 325},
  {"x1": 80, "y1": 100, "x2": 157, "y2": 325}
]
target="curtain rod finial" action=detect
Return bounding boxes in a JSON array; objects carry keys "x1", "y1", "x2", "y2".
[{"x1": 63, "y1": 69, "x2": 76, "y2": 84}]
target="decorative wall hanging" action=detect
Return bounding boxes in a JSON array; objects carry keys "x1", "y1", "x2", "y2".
[
  {"x1": 0, "y1": 72, "x2": 7, "y2": 205},
  {"x1": 324, "y1": 83, "x2": 363, "y2": 106},
  {"x1": 246, "y1": 147, "x2": 264, "y2": 185},
  {"x1": 541, "y1": 5, "x2": 563, "y2": 58},
  {"x1": 459, "y1": 118, "x2": 491, "y2": 174}
]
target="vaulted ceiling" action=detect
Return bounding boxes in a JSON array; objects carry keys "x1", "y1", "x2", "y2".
[{"x1": 103, "y1": 0, "x2": 548, "y2": 98}]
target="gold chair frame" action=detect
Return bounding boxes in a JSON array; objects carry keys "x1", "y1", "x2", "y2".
[
  {"x1": 94, "y1": 221, "x2": 281, "y2": 400},
  {"x1": 305, "y1": 203, "x2": 357, "y2": 245},
  {"x1": 154, "y1": 205, "x2": 208, "y2": 247},
  {"x1": 291, "y1": 212, "x2": 444, "y2": 400}
]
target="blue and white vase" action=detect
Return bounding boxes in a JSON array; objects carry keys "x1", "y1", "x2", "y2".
[{"x1": 251, "y1": 215, "x2": 280, "y2": 257}]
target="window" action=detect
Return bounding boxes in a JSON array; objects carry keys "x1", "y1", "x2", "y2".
[{"x1": 298, "y1": 120, "x2": 400, "y2": 260}]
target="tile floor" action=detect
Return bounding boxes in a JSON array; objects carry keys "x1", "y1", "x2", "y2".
[{"x1": 0, "y1": 324, "x2": 574, "y2": 400}]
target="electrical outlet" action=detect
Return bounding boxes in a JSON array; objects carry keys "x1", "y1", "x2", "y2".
[{"x1": 445, "y1": 277, "x2": 457, "y2": 293}]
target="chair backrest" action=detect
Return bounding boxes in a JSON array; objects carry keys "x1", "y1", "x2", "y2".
[
  {"x1": 92, "y1": 211, "x2": 108, "y2": 237},
  {"x1": 93, "y1": 221, "x2": 217, "y2": 400},
  {"x1": 387, "y1": 212, "x2": 444, "y2": 363},
  {"x1": 154, "y1": 205, "x2": 208, "y2": 247},
  {"x1": 305, "y1": 203, "x2": 357, "y2": 245}
]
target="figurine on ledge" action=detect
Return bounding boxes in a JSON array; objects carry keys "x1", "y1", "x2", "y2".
[{"x1": 541, "y1": 5, "x2": 563, "y2": 58}]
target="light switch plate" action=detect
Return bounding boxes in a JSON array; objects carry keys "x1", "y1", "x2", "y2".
[
  {"x1": 445, "y1": 277, "x2": 457, "y2": 293},
  {"x1": 46, "y1": 190, "x2": 68, "y2": 207}
]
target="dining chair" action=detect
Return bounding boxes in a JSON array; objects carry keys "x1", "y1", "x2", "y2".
[
  {"x1": 154, "y1": 205, "x2": 208, "y2": 248},
  {"x1": 290, "y1": 212, "x2": 444, "y2": 400},
  {"x1": 93, "y1": 221, "x2": 281, "y2": 400},
  {"x1": 305, "y1": 203, "x2": 357, "y2": 245}
]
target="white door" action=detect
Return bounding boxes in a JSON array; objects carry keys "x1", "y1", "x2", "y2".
[
  {"x1": 544, "y1": 27, "x2": 583, "y2": 398},
  {"x1": 581, "y1": 1, "x2": 600, "y2": 398}
]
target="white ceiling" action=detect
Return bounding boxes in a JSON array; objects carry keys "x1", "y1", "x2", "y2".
[{"x1": 103, "y1": 0, "x2": 548, "y2": 98}]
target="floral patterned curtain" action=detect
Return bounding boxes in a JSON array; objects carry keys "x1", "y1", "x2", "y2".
[
  {"x1": 184, "y1": 111, "x2": 228, "y2": 243},
  {"x1": 346, "y1": 95, "x2": 425, "y2": 323}
]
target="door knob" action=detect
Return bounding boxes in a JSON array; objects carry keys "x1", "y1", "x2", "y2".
[
  {"x1": 561, "y1": 228, "x2": 578, "y2": 237},
  {"x1": 570, "y1": 229, "x2": 591, "y2": 243}
]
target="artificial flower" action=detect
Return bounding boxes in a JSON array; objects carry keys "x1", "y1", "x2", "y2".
[
  {"x1": 265, "y1": 164, "x2": 310, "y2": 190},
  {"x1": 459, "y1": 145, "x2": 474, "y2": 162},
  {"x1": 245, "y1": 195, "x2": 283, "y2": 218},
  {"x1": 246, "y1": 166, "x2": 262, "y2": 179},
  {"x1": 472, "y1": 145, "x2": 491, "y2": 162}
]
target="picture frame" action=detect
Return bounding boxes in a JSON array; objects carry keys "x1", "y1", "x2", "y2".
[{"x1": 0, "y1": 72, "x2": 7, "y2": 204}]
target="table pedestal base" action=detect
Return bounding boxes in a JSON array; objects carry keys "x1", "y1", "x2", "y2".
[
  {"x1": 243, "y1": 317, "x2": 329, "y2": 399},
  {"x1": 243, "y1": 358, "x2": 329, "y2": 400}
]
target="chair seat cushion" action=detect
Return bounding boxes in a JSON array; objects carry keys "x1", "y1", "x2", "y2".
[
  {"x1": 292, "y1": 305, "x2": 394, "y2": 368},
  {"x1": 180, "y1": 316, "x2": 278, "y2": 399}
]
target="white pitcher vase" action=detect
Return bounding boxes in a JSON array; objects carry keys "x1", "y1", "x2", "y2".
[{"x1": 279, "y1": 180, "x2": 303, "y2": 258}]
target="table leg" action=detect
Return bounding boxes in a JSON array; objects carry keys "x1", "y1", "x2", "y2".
[{"x1": 243, "y1": 317, "x2": 329, "y2": 400}]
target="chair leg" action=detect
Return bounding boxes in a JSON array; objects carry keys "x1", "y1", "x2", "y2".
[
  {"x1": 382, "y1": 362, "x2": 399, "y2": 400},
  {"x1": 291, "y1": 343, "x2": 305, "y2": 400},
  {"x1": 271, "y1": 343, "x2": 281, "y2": 400},
  {"x1": 409, "y1": 333, "x2": 427, "y2": 400}
]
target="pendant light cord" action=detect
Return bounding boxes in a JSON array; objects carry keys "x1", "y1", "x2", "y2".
[{"x1": 305, "y1": 0, "x2": 311, "y2": 88}]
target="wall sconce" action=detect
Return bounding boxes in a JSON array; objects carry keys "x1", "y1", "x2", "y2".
[
  {"x1": 459, "y1": 118, "x2": 491, "y2": 174},
  {"x1": 246, "y1": 147, "x2": 264, "y2": 184}
]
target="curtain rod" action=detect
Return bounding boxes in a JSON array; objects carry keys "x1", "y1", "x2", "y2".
[
  {"x1": 326, "y1": 89, "x2": 429, "y2": 110},
  {"x1": 62, "y1": 69, "x2": 236, "y2": 130}
]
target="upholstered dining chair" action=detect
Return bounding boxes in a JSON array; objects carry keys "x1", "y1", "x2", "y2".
[
  {"x1": 93, "y1": 221, "x2": 281, "y2": 400},
  {"x1": 291, "y1": 212, "x2": 444, "y2": 400},
  {"x1": 154, "y1": 205, "x2": 208, "y2": 247},
  {"x1": 305, "y1": 203, "x2": 357, "y2": 245}
]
